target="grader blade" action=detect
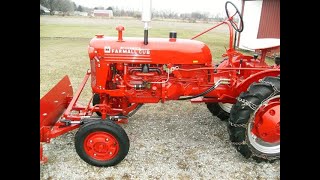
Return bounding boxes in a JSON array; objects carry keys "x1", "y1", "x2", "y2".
[{"x1": 40, "y1": 75, "x2": 73, "y2": 163}]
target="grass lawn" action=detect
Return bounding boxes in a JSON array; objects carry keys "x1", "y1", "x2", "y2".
[{"x1": 40, "y1": 16, "x2": 274, "y2": 100}]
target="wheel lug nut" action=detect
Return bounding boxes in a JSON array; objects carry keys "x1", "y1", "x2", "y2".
[
  {"x1": 109, "y1": 152, "x2": 112, "y2": 155},
  {"x1": 106, "y1": 138, "x2": 109, "y2": 142},
  {"x1": 90, "y1": 140, "x2": 93, "y2": 143},
  {"x1": 269, "y1": 109, "x2": 275, "y2": 116},
  {"x1": 94, "y1": 153, "x2": 97, "y2": 156}
]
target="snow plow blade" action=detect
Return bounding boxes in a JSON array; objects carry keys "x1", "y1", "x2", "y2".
[
  {"x1": 40, "y1": 75, "x2": 73, "y2": 163},
  {"x1": 40, "y1": 75, "x2": 73, "y2": 131}
]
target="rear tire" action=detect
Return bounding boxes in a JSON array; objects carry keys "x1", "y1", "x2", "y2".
[
  {"x1": 206, "y1": 103, "x2": 231, "y2": 121},
  {"x1": 228, "y1": 76, "x2": 280, "y2": 162},
  {"x1": 75, "y1": 120, "x2": 129, "y2": 167}
]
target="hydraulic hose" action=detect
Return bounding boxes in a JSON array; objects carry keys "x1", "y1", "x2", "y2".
[{"x1": 178, "y1": 79, "x2": 230, "y2": 100}]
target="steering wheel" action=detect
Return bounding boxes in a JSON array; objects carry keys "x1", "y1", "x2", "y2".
[{"x1": 225, "y1": 1, "x2": 244, "y2": 33}]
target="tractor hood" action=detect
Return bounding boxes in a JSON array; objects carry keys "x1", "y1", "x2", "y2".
[{"x1": 88, "y1": 36, "x2": 212, "y2": 65}]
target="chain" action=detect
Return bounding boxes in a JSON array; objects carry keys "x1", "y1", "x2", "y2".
[
  {"x1": 259, "y1": 80, "x2": 280, "y2": 105},
  {"x1": 229, "y1": 120, "x2": 247, "y2": 128},
  {"x1": 251, "y1": 152, "x2": 280, "y2": 161},
  {"x1": 229, "y1": 122, "x2": 280, "y2": 161},
  {"x1": 259, "y1": 80, "x2": 280, "y2": 93},
  {"x1": 236, "y1": 97, "x2": 257, "y2": 111},
  {"x1": 231, "y1": 141, "x2": 246, "y2": 145},
  {"x1": 231, "y1": 141, "x2": 280, "y2": 161}
]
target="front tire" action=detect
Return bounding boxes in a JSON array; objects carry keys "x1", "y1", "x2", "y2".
[
  {"x1": 206, "y1": 103, "x2": 232, "y2": 121},
  {"x1": 228, "y1": 76, "x2": 280, "y2": 162},
  {"x1": 75, "y1": 120, "x2": 130, "y2": 167}
]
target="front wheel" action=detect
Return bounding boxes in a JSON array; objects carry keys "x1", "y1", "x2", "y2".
[
  {"x1": 228, "y1": 76, "x2": 280, "y2": 162},
  {"x1": 75, "y1": 120, "x2": 130, "y2": 167}
]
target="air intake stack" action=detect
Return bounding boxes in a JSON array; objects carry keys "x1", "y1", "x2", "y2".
[{"x1": 142, "y1": 0, "x2": 152, "y2": 45}]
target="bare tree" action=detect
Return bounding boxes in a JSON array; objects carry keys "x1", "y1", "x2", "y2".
[
  {"x1": 72, "y1": 2, "x2": 77, "y2": 11},
  {"x1": 56, "y1": 0, "x2": 74, "y2": 15},
  {"x1": 94, "y1": 6, "x2": 104, "y2": 10},
  {"x1": 40, "y1": 0, "x2": 49, "y2": 8},
  {"x1": 43, "y1": 0, "x2": 59, "y2": 15},
  {"x1": 77, "y1": 5, "x2": 83, "y2": 12}
]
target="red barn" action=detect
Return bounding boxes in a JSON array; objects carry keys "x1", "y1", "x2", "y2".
[
  {"x1": 93, "y1": 10, "x2": 113, "y2": 17},
  {"x1": 237, "y1": 0, "x2": 280, "y2": 55}
]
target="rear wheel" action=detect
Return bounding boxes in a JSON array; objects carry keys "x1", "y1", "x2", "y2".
[
  {"x1": 228, "y1": 76, "x2": 280, "y2": 162},
  {"x1": 75, "y1": 120, "x2": 129, "y2": 167},
  {"x1": 206, "y1": 102, "x2": 232, "y2": 121}
]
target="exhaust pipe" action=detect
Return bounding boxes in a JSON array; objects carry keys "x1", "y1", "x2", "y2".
[{"x1": 142, "y1": 0, "x2": 152, "y2": 45}]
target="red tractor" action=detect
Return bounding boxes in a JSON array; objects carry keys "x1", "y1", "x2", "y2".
[{"x1": 40, "y1": 1, "x2": 279, "y2": 167}]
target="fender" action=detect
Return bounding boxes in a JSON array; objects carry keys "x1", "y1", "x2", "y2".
[{"x1": 236, "y1": 69, "x2": 280, "y2": 94}]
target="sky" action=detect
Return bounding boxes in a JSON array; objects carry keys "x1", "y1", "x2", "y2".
[{"x1": 72, "y1": 0, "x2": 241, "y2": 16}]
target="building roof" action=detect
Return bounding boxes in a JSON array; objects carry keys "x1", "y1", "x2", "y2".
[
  {"x1": 40, "y1": 5, "x2": 50, "y2": 13},
  {"x1": 93, "y1": 10, "x2": 113, "y2": 14}
]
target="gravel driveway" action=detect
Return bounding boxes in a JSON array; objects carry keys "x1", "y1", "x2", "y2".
[{"x1": 40, "y1": 101, "x2": 280, "y2": 179}]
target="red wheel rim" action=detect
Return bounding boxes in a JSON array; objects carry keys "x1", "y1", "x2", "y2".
[
  {"x1": 84, "y1": 131, "x2": 120, "y2": 161},
  {"x1": 251, "y1": 97, "x2": 280, "y2": 144}
]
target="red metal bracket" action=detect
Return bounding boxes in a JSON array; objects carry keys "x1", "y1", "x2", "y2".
[
  {"x1": 40, "y1": 143, "x2": 48, "y2": 164},
  {"x1": 63, "y1": 70, "x2": 91, "y2": 120}
]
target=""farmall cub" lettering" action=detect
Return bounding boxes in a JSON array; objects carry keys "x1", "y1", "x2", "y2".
[{"x1": 105, "y1": 46, "x2": 150, "y2": 55}]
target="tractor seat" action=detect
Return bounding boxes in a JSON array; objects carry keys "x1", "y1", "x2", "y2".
[{"x1": 242, "y1": 38, "x2": 280, "y2": 50}]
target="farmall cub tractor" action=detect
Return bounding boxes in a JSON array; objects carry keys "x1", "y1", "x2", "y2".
[{"x1": 40, "y1": 1, "x2": 280, "y2": 167}]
